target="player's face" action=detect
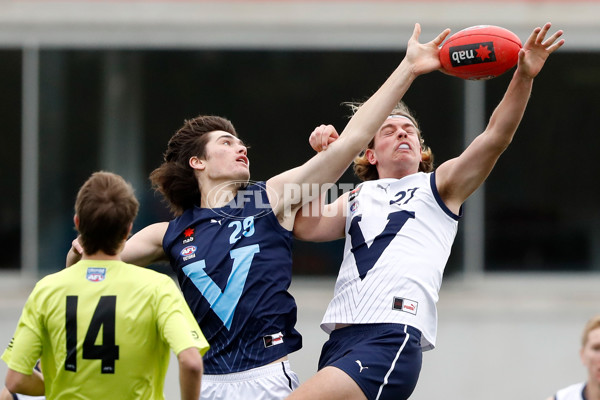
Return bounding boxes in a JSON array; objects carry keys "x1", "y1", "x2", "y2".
[
  {"x1": 581, "y1": 327, "x2": 600, "y2": 383},
  {"x1": 367, "y1": 116, "x2": 422, "y2": 178},
  {"x1": 202, "y1": 131, "x2": 250, "y2": 182}
]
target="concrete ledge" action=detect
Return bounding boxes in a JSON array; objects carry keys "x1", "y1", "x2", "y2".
[{"x1": 0, "y1": 2, "x2": 597, "y2": 49}]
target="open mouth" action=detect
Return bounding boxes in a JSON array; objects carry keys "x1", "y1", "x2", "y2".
[{"x1": 236, "y1": 156, "x2": 249, "y2": 166}]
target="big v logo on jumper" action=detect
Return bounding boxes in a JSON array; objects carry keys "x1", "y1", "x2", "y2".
[
  {"x1": 449, "y1": 42, "x2": 496, "y2": 67},
  {"x1": 349, "y1": 211, "x2": 415, "y2": 280},
  {"x1": 182, "y1": 244, "x2": 260, "y2": 330}
]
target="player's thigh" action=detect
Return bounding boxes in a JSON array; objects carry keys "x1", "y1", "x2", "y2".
[
  {"x1": 287, "y1": 366, "x2": 366, "y2": 400},
  {"x1": 318, "y1": 324, "x2": 422, "y2": 400}
]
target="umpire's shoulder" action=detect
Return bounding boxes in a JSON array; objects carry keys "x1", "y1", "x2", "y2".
[{"x1": 124, "y1": 263, "x2": 177, "y2": 287}]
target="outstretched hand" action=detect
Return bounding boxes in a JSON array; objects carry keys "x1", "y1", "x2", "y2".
[
  {"x1": 404, "y1": 23, "x2": 451, "y2": 77},
  {"x1": 517, "y1": 22, "x2": 564, "y2": 79}
]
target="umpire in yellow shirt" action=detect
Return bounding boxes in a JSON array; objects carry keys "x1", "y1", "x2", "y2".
[{"x1": 1, "y1": 171, "x2": 209, "y2": 400}]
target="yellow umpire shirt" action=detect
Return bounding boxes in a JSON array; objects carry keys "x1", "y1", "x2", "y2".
[{"x1": 2, "y1": 259, "x2": 210, "y2": 400}]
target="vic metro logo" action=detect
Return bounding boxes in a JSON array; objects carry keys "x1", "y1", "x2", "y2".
[{"x1": 449, "y1": 42, "x2": 496, "y2": 67}]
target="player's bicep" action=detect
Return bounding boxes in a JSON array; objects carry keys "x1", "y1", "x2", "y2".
[
  {"x1": 266, "y1": 134, "x2": 360, "y2": 217},
  {"x1": 5, "y1": 368, "x2": 44, "y2": 396},
  {"x1": 436, "y1": 133, "x2": 502, "y2": 209},
  {"x1": 122, "y1": 222, "x2": 169, "y2": 266},
  {"x1": 294, "y1": 193, "x2": 347, "y2": 242}
]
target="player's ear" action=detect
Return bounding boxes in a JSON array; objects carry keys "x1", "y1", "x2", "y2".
[
  {"x1": 189, "y1": 156, "x2": 205, "y2": 171},
  {"x1": 73, "y1": 214, "x2": 80, "y2": 229},
  {"x1": 365, "y1": 149, "x2": 377, "y2": 165}
]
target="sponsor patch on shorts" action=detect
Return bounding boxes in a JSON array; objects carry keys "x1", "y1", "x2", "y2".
[{"x1": 392, "y1": 297, "x2": 418, "y2": 315}]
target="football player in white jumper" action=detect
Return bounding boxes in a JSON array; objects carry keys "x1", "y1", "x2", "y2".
[{"x1": 289, "y1": 22, "x2": 564, "y2": 400}]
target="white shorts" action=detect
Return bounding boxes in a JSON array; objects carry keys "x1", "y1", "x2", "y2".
[
  {"x1": 11, "y1": 394, "x2": 45, "y2": 400},
  {"x1": 200, "y1": 360, "x2": 300, "y2": 400}
]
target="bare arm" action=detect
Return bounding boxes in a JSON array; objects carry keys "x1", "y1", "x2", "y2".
[
  {"x1": 294, "y1": 192, "x2": 348, "y2": 242},
  {"x1": 5, "y1": 368, "x2": 44, "y2": 397},
  {"x1": 66, "y1": 222, "x2": 169, "y2": 267},
  {"x1": 177, "y1": 347, "x2": 204, "y2": 400},
  {"x1": 268, "y1": 23, "x2": 451, "y2": 229},
  {"x1": 0, "y1": 388, "x2": 14, "y2": 400},
  {"x1": 0, "y1": 388, "x2": 12, "y2": 400},
  {"x1": 435, "y1": 23, "x2": 564, "y2": 214},
  {"x1": 66, "y1": 242, "x2": 83, "y2": 267},
  {"x1": 121, "y1": 222, "x2": 170, "y2": 266}
]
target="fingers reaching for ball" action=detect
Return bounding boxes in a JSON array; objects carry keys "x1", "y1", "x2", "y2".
[{"x1": 518, "y1": 22, "x2": 564, "y2": 79}]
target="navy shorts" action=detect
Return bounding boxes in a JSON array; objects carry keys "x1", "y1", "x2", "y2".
[{"x1": 318, "y1": 323, "x2": 422, "y2": 400}]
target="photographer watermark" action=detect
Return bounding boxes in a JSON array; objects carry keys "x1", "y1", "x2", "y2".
[{"x1": 205, "y1": 180, "x2": 358, "y2": 219}]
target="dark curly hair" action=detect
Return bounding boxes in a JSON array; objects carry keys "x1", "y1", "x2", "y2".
[{"x1": 149, "y1": 115, "x2": 238, "y2": 216}]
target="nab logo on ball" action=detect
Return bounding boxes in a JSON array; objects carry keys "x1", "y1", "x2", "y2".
[
  {"x1": 449, "y1": 42, "x2": 496, "y2": 67},
  {"x1": 439, "y1": 25, "x2": 521, "y2": 80}
]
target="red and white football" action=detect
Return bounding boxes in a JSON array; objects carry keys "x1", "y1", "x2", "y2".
[{"x1": 439, "y1": 25, "x2": 522, "y2": 80}]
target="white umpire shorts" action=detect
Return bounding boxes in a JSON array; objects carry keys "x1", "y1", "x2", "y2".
[{"x1": 200, "y1": 360, "x2": 300, "y2": 400}]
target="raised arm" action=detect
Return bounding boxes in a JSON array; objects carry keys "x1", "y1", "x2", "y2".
[
  {"x1": 66, "y1": 222, "x2": 169, "y2": 267},
  {"x1": 294, "y1": 191, "x2": 349, "y2": 242},
  {"x1": 120, "y1": 222, "x2": 170, "y2": 265},
  {"x1": 66, "y1": 239, "x2": 83, "y2": 267},
  {"x1": 435, "y1": 23, "x2": 564, "y2": 214},
  {"x1": 267, "y1": 23, "x2": 451, "y2": 229}
]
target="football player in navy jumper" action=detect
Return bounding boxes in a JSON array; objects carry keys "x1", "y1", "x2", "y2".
[{"x1": 68, "y1": 23, "x2": 458, "y2": 400}]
